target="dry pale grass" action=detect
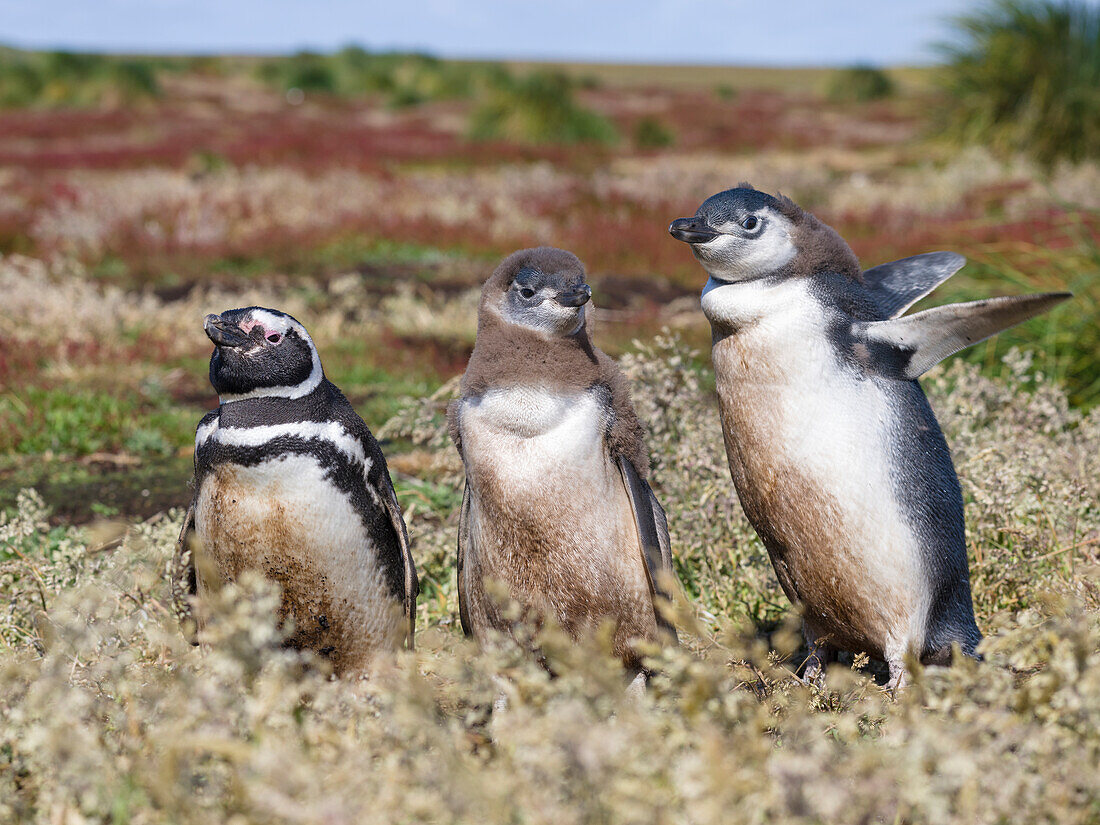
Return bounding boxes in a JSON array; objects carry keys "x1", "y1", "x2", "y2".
[{"x1": 2, "y1": 335, "x2": 1098, "y2": 825}]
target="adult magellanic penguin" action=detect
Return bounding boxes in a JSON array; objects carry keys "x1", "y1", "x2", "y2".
[
  {"x1": 448, "y1": 247, "x2": 677, "y2": 679},
  {"x1": 171, "y1": 306, "x2": 418, "y2": 674},
  {"x1": 669, "y1": 185, "x2": 1070, "y2": 686}
]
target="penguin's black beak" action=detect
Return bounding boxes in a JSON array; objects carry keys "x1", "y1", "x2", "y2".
[
  {"x1": 669, "y1": 217, "x2": 719, "y2": 244},
  {"x1": 204, "y1": 314, "x2": 250, "y2": 348},
  {"x1": 555, "y1": 283, "x2": 592, "y2": 307}
]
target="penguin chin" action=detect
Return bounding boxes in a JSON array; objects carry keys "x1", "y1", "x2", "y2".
[
  {"x1": 500, "y1": 298, "x2": 585, "y2": 337},
  {"x1": 548, "y1": 306, "x2": 586, "y2": 338},
  {"x1": 563, "y1": 308, "x2": 586, "y2": 337},
  {"x1": 209, "y1": 349, "x2": 257, "y2": 397},
  {"x1": 693, "y1": 245, "x2": 788, "y2": 284},
  {"x1": 693, "y1": 249, "x2": 753, "y2": 284}
]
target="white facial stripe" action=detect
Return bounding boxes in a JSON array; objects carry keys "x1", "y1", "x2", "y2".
[
  {"x1": 205, "y1": 308, "x2": 324, "y2": 403},
  {"x1": 248, "y1": 309, "x2": 299, "y2": 336},
  {"x1": 201, "y1": 420, "x2": 379, "y2": 504}
]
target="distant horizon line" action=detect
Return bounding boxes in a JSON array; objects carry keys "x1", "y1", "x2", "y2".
[{"x1": 0, "y1": 40, "x2": 941, "y2": 70}]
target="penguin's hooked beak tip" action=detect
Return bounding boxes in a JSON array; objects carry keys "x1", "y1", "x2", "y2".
[
  {"x1": 204, "y1": 314, "x2": 250, "y2": 348},
  {"x1": 555, "y1": 283, "x2": 592, "y2": 308},
  {"x1": 669, "y1": 217, "x2": 719, "y2": 244}
]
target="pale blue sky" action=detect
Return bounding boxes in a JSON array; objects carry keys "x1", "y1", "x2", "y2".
[{"x1": 1, "y1": 0, "x2": 987, "y2": 65}]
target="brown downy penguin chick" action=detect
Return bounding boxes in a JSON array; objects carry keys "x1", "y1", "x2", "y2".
[
  {"x1": 448, "y1": 247, "x2": 677, "y2": 679},
  {"x1": 171, "y1": 306, "x2": 418, "y2": 675},
  {"x1": 670, "y1": 186, "x2": 1070, "y2": 687}
]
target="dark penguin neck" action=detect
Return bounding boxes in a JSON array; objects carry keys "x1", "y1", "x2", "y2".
[
  {"x1": 458, "y1": 306, "x2": 650, "y2": 477},
  {"x1": 216, "y1": 378, "x2": 345, "y2": 429}
]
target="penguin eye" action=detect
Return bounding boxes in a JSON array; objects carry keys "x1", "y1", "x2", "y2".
[
  {"x1": 519, "y1": 287, "x2": 536, "y2": 299},
  {"x1": 741, "y1": 216, "x2": 759, "y2": 231},
  {"x1": 266, "y1": 332, "x2": 281, "y2": 343}
]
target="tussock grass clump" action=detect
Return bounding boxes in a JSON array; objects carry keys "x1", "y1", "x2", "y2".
[
  {"x1": 0, "y1": 49, "x2": 160, "y2": 108},
  {"x1": 468, "y1": 71, "x2": 619, "y2": 146},
  {"x1": 938, "y1": 0, "x2": 1100, "y2": 165},
  {"x1": 255, "y1": 47, "x2": 508, "y2": 108},
  {"x1": 826, "y1": 65, "x2": 895, "y2": 102},
  {"x1": 633, "y1": 116, "x2": 676, "y2": 149}
]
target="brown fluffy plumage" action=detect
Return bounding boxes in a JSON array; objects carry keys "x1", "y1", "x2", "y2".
[
  {"x1": 448, "y1": 246, "x2": 676, "y2": 673},
  {"x1": 448, "y1": 247, "x2": 649, "y2": 477}
]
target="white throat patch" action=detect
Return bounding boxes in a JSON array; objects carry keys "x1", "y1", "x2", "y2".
[
  {"x1": 694, "y1": 207, "x2": 796, "y2": 283},
  {"x1": 497, "y1": 295, "x2": 586, "y2": 337}
]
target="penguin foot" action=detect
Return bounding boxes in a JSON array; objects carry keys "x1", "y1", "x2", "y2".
[
  {"x1": 801, "y1": 622, "x2": 836, "y2": 688},
  {"x1": 886, "y1": 658, "x2": 909, "y2": 695}
]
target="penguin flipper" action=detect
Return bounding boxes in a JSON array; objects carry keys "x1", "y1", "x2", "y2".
[
  {"x1": 618, "y1": 457, "x2": 678, "y2": 643},
  {"x1": 456, "y1": 480, "x2": 473, "y2": 637},
  {"x1": 169, "y1": 500, "x2": 200, "y2": 645},
  {"x1": 379, "y1": 479, "x2": 419, "y2": 651},
  {"x1": 855, "y1": 292, "x2": 1072, "y2": 379},
  {"x1": 862, "y1": 252, "x2": 966, "y2": 319}
]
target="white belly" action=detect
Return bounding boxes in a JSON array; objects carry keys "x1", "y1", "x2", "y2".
[
  {"x1": 460, "y1": 387, "x2": 614, "y2": 497},
  {"x1": 457, "y1": 386, "x2": 654, "y2": 640},
  {"x1": 704, "y1": 276, "x2": 930, "y2": 654},
  {"x1": 194, "y1": 452, "x2": 401, "y2": 664}
]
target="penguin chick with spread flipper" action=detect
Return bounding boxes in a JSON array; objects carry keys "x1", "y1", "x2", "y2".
[
  {"x1": 171, "y1": 307, "x2": 418, "y2": 674},
  {"x1": 448, "y1": 247, "x2": 677, "y2": 680},
  {"x1": 670, "y1": 186, "x2": 1069, "y2": 686}
]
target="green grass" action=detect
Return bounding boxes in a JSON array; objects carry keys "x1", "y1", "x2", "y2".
[
  {"x1": 325, "y1": 352, "x2": 444, "y2": 428},
  {"x1": 254, "y1": 47, "x2": 509, "y2": 108},
  {"x1": 0, "y1": 388, "x2": 192, "y2": 458},
  {"x1": 469, "y1": 71, "x2": 618, "y2": 146},
  {"x1": 923, "y1": 235, "x2": 1100, "y2": 408},
  {"x1": 826, "y1": 65, "x2": 895, "y2": 101},
  {"x1": 0, "y1": 49, "x2": 161, "y2": 107},
  {"x1": 633, "y1": 116, "x2": 676, "y2": 148},
  {"x1": 311, "y1": 236, "x2": 460, "y2": 270},
  {"x1": 0, "y1": 456, "x2": 193, "y2": 524},
  {"x1": 937, "y1": 0, "x2": 1100, "y2": 164}
]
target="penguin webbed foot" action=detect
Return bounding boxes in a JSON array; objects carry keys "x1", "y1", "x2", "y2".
[{"x1": 799, "y1": 623, "x2": 836, "y2": 688}]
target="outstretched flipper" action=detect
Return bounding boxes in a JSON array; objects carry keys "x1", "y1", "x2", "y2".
[
  {"x1": 618, "y1": 457, "x2": 678, "y2": 643},
  {"x1": 854, "y1": 292, "x2": 1072, "y2": 380},
  {"x1": 169, "y1": 500, "x2": 200, "y2": 645},
  {"x1": 862, "y1": 251, "x2": 967, "y2": 319}
]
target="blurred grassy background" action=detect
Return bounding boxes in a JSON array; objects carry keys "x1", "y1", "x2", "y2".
[{"x1": 0, "y1": 0, "x2": 1097, "y2": 522}]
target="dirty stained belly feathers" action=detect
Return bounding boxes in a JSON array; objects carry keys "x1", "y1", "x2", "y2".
[{"x1": 194, "y1": 453, "x2": 397, "y2": 654}]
